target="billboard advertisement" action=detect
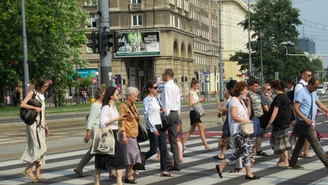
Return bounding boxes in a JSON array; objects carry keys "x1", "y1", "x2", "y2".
[{"x1": 114, "y1": 31, "x2": 160, "y2": 58}]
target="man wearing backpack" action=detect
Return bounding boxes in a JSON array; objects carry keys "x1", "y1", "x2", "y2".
[{"x1": 289, "y1": 68, "x2": 313, "y2": 158}]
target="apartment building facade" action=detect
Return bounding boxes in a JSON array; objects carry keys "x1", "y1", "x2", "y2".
[
  {"x1": 79, "y1": 0, "x2": 220, "y2": 96},
  {"x1": 221, "y1": 0, "x2": 250, "y2": 81}
]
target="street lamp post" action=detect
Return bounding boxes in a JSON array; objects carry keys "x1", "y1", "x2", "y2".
[
  {"x1": 218, "y1": 0, "x2": 224, "y2": 101},
  {"x1": 247, "y1": 0, "x2": 252, "y2": 79},
  {"x1": 260, "y1": 34, "x2": 264, "y2": 87}
]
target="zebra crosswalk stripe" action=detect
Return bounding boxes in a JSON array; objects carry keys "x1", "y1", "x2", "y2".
[{"x1": 1, "y1": 138, "x2": 328, "y2": 185}]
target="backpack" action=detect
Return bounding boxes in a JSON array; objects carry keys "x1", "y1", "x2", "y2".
[
  {"x1": 287, "y1": 83, "x2": 304, "y2": 103},
  {"x1": 20, "y1": 90, "x2": 42, "y2": 125}
]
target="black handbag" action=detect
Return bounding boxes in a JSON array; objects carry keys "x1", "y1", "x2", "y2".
[
  {"x1": 155, "y1": 97, "x2": 171, "y2": 130},
  {"x1": 20, "y1": 90, "x2": 42, "y2": 125},
  {"x1": 123, "y1": 102, "x2": 149, "y2": 142},
  {"x1": 137, "y1": 123, "x2": 148, "y2": 142}
]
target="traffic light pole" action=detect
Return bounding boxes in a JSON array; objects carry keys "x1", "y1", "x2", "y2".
[
  {"x1": 21, "y1": 0, "x2": 30, "y2": 97},
  {"x1": 98, "y1": 0, "x2": 111, "y2": 86}
]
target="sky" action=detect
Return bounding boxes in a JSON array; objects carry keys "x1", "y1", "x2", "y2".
[
  {"x1": 291, "y1": 0, "x2": 328, "y2": 67},
  {"x1": 246, "y1": 0, "x2": 328, "y2": 67}
]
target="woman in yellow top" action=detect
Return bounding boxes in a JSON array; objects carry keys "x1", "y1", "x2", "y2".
[{"x1": 119, "y1": 87, "x2": 141, "y2": 184}]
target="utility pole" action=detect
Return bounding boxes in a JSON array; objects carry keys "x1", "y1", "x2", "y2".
[
  {"x1": 218, "y1": 0, "x2": 224, "y2": 101},
  {"x1": 247, "y1": 0, "x2": 252, "y2": 79},
  {"x1": 21, "y1": 0, "x2": 29, "y2": 97},
  {"x1": 260, "y1": 34, "x2": 263, "y2": 87},
  {"x1": 98, "y1": 0, "x2": 111, "y2": 86}
]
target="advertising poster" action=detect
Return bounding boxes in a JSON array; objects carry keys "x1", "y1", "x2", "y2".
[{"x1": 114, "y1": 31, "x2": 160, "y2": 57}]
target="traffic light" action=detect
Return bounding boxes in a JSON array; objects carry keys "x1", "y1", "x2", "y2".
[
  {"x1": 102, "y1": 31, "x2": 114, "y2": 52},
  {"x1": 86, "y1": 31, "x2": 99, "y2": 53}
]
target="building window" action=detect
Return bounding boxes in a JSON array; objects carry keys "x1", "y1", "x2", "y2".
[
  {"x1": 170, "y1": 15, "x2": 175, "y2": 27},
  {"x1": 86, "y1": 14, "x2": 96, "y2": 28},
  {"x1": 85, "y1": 0, "x2": 97, "y2": 6},
  {"x1": 132, "y1": 15, "x2": 142, "y2": 26},
  {"x1": 131, "y1": 0, "x2": 141, "y2": 4},
  {"x1": 177, "y1": 0, "x2": 182, "y2": 8}
]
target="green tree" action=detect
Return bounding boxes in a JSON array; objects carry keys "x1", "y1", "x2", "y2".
[
  {"x1": 311, "y1": 58, "x2": 324, "y2": 81},
  {"x1": 0, "y1": 0, "x2": 88, "y2": 106},
  {"x1": 230, "y1": 0, "x2": 311, "y2": 83}
]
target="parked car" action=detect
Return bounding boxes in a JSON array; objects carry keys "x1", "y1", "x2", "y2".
[{"x1": 316, "y1": 85, "x2": 326, "y2": 95}]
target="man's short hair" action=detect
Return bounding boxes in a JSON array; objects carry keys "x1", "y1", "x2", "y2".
[
  {"x1": 226, "y1": 80, "x2": 237, "y2": 90},
  {"x1": 300, "y1": 68, "x2": 312, "y2": 76},
  {"x1": 163, "y1": 69, "x2": 174, "y2": 78},
  {"x1": 248, "y1": 80, "x2": 259, "y2": 86}
]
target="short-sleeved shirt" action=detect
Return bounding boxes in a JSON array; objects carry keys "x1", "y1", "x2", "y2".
[
  {"x1": 270, "y1": 93, "x2": 290, "y2": 130},
  {"x1": 228, "y1": 97, "x2": 249, "y2": 135},
  {"x1": 249, "y1": 91, "x2": 263, "y2": 118},
  {"x1": 294, "y1": 87, "x2": 318, "y2": 123},
  {"x1": 261, "y1": 94, "x2": 273, "y2": 109}
]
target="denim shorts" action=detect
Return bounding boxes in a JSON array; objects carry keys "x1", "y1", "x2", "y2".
[{"x1": 251, "y1": 118, "x2": 264, "y2": 137}]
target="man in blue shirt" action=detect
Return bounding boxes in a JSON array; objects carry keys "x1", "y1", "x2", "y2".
[{"x1": 290, "y1": 77, "x2": 328, "y2": 169}]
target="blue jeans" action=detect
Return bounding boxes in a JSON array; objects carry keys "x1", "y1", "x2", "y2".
[
  {"x1": 145, "y1": 125, "x2": 168, "y2": 171},
  {"x1": 251, "y1": 118, "x2": 264, "y2": 137}
]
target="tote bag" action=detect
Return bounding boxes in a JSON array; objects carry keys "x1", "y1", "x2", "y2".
[
  {"x1": 193, "y1": 102, "x2": 206, "y2": 117},
  {"x1": 91, "y1": 127, "x2": 115, "y2": 155}
]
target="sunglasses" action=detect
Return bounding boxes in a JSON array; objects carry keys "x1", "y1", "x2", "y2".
[
  {"x1": 152, "y1": 86, "x2": 158, "y2": 89},
  {"x1": 307, "y1": 75, "x2": 312, "y2": 77},
  {"x1": 266, "y1": 88, "x2": 271, "y2": 91}
]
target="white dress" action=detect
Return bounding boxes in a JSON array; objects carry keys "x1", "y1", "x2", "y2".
[{"x1": 21, "y1": 91, "x2": 47, "y2": 165}]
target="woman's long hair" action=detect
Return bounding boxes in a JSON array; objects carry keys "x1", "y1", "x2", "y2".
[
  {"x1": 34, "y1": 76, "x2": 48, "y2": 91},
  {"x1": 141, "y1": 79, "x2": 157, "y2": 99},
  {"x1": 102, "y1": 86, "x2": 117, "y2": 107}
]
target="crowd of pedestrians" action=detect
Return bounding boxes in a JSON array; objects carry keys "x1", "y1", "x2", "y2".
[{"x1": 20, "y1": 68, "x2": 328, "y2": 184}]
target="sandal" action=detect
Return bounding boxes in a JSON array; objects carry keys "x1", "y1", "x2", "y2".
[
  {"x1": 73, "y1": 168, "x2": 86, "y2": 177},
  {"x1": 134, "y1": 170, "x2": 139, "y2": 176},
  {"x1": 301, "y1": 153, "x2": 313, "y2": 159},
  {"x1": 160, "y1": 172, "x2": 173, "y2": 177},
  {"x1": 256, "y1": 151, "x2": 268, "y2": 156},
  {"x1": 22, "y1": 171, "x2": 38, "y2": 183},
  {"x1": 124, "y1": 176, "x2": 137, "y2": 184},
  {"x1": 229, "y1": 168, "x2": 244, "y2": 173},
  {"x1": 35, "y1": 176, "x2": 47, "y2": 182},
  {"x1": 212, "y1": 155, "x2": 224, "y2": 160},
  {"x1": 215, "y1": 165, "x2": 223, "y2": 178}
]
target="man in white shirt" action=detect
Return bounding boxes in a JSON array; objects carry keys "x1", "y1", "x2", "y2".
[
  {"x1": 290, "y1": 68, "x2": 313, "y2": 158},
  {"x1": 162, "y1": 69, "x2": 181, "y2": 171}
]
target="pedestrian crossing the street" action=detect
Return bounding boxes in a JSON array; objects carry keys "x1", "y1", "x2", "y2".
[{"x1": 1, "y1": 136, "x2": 328, "y2": 185}]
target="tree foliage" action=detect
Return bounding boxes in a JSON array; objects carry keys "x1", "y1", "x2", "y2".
[
  {"x1": 230, "y1": 0, "x2": 312, "y2": 83},
  {"x1": 0, "y1": 0, "x2": 89, "y2": 106}
]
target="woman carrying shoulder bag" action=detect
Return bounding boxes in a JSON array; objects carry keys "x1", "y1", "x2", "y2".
[
  {"x1": 142, "y1": 80, "x2": 172, "y2": 177},
  {"x1": 183, "y1": 78, "x2": 211, "y2": 151},
  {"x1": 266, "y1": 80, "x2": 292, "y2": 167},
  {"x1": 95, "y1": 87, "x2": 127, "y2": 185},
  {"x1": 21, "y1": 76, "x2": 50, "y2": 183},
  {"x1": 215, "y1": 81, "x2": 260, "y2": 180}
]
